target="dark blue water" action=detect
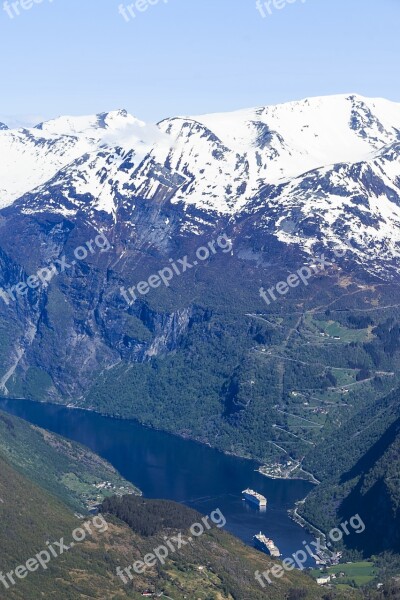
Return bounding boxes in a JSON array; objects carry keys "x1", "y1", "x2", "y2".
[{"x1": 0, "y1": 398, "x2": 315, "y2": 563}]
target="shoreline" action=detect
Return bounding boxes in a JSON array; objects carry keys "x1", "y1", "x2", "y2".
[
  {"x1": 290, "y1": 503, "x2": 327, "y2": 540},
  {"x1": 0, "y1": 396, "x2": 318, "y2": 555},
  {"x1": 1, "y1": 397, "x2": 319, "y2": 509},
  {"x1": 0, "y1": 396, "x2": 266, "y2": 466},
  {"x1": 256, "y1": 469, "x2": 317, "y2": 483},
  {"x1": 0, "y1": 398, "x2": 321, "y2": 487},
  {"x1": 256, "y1": 466, "x2": 320, "y2": 485}
]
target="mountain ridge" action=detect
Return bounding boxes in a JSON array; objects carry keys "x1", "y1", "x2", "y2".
[
  {"x1": 0, "y1": 95, "x2": 400, "y2": 569},
  {"x1": 1, "y1": 93, "x2": 399, "y2": 277}
]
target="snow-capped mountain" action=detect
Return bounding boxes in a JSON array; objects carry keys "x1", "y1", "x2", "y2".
[
  {"x1": 1, "y1": 93, "x2": 400, "y2": 410},
  {"x1": 0, "y1": 109, "x2": 164, "y2": 208},
  {"x1": 1, "y1": 94, "x2": 400, "y2": 275}
]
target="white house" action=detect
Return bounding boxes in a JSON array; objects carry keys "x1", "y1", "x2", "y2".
[{"x1": 316, "y1": 575, "x2": 331, "y2": 585}]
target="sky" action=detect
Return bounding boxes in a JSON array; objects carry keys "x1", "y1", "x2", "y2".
[{"x1": 0, "y1": 0, "x2": 399, "y2": 126}]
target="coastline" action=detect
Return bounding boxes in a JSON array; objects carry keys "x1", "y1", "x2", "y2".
[
  {"x1": 1, "y1": 395, "x2": 319, "y2": 497},
  {"x1": 0, "y1": 398, "x2": 321, "y2": 488},
  {"x1": 289, "y1": 500, "x2": 327, "y2": 540},
  {"x1": 0, "y1": 396, "x2": 318, "y2": 558},
  {"x1": 257, "y1": 465, "x2": 320, "y2": 485},
  {"x1": 1, "y1": 396, "x2": 265, "y2": 465}
]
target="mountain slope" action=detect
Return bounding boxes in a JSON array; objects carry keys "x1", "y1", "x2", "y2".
[
  {"x1": 299, "y1": 385, "x2": 400, "y2": 556},
  {"x1": 0, "y1": 450, "x2": 349, "y2": 599},
  {"x1": 100, "y1": 495, "x2": 358, "y2": 600},
  {"x1": 0, "y1": 410, "x2": 139, "y2": 512},
  {"x1": 1, "y1": 94, "x2": 399, "y2": 276},
  {"x1": 0, "y1": 94, "x2": 400, "y2": 568},
  {"x1": 0, "y1": 109, "x2": 163, "y2": 210}
]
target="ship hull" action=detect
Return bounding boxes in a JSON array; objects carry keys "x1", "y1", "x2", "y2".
[
  {"x1": 253, "y1": 536, "x2": 281, "y2": 557},
  {"x1": 254, "y1": 539, "x2": 273, "y2": 555},
  {"x1": 242, "y1": 493, "x2": 267, "y2": 508}
]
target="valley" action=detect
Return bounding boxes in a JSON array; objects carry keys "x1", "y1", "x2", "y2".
[{"x1": 0, "y1": 93, "x2": 399, "y2": 597}]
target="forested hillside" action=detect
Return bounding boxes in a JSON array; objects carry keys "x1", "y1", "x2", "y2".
[
  {"x1": 0, "y1": 452, "x2": 353, "y2": 599},
  {"x1": 0, "y1": 410, "x2": 139, "y2": 511}
]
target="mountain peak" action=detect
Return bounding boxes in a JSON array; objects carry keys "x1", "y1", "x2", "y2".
[
  {"x1": 1, "y1": 94, "x2": 400, "y2": 273},
  {"x1": 33, "y1": 109, "x2": 144, "y2": 137},
  {"x1": 99, "y1": 108, "x2": 129, "y2": 120},
  {"x1": 0, "y1": 122, "x2": 8, "y2": 131}
]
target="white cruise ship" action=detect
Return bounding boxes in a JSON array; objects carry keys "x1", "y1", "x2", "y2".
[
  {"x1": 242, "y1": 488, "x2": 267, "y2": 508},
  {"x1": 253, "y1": 532, "x2": 281, "y2": 557}
]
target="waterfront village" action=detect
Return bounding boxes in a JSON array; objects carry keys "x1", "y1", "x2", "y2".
[
  {"x1": 85, "y1": 480, "x2": 138, "y2": 513},
  {"x1": 258, "y1": 459, "x2": 302, "y2": 480}
]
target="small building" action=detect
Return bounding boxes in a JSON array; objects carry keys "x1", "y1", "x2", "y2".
[{"x1": 316, "y1": 575, "x2": 331, "y2": 585}]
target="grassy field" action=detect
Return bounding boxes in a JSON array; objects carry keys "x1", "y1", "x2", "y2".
[
  {"x1": 316, "y1": 320, "x2": 372, "y2": 343},
  {"x1": 0, "y1": 410, "x2": 140, "y2": 512},
  {"x1": 311, "y1": 561, "x2": 378, "y2": 587}
]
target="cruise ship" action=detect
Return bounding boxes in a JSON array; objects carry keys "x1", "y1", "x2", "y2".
[
  {"x1": 242, "y1": 488, "x2": 267, "y2": 508},
  {"x1": 253, "y1": 532, "x2": 281, "y2": 557}
]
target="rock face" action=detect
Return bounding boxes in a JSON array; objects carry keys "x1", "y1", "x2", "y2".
[
  {"x1": 0, "y1": 93, "x2": 399, "y2": 425},
  {"x1": 1, "y1": 94, "x2": 400, "y2": 560},
  {"x1": 1, "y1": 94, "x2": 400, "y2": 270}
]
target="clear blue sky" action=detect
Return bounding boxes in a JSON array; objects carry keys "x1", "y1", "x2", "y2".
[{"x1": 1, "y1": 0, "x2": 399, "y2": 125}]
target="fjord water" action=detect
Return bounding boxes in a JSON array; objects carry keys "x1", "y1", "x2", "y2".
[{"x1": 0, "y1": 398, "x2": 315, "y2": 561}]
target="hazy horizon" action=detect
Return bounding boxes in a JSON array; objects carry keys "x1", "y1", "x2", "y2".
[
  {"x1": 2, "y1": 90, "x2": 400, "y2": 130},
  {"x1": 1, "y1": 0, "x2": 399, "y2": 126}
]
